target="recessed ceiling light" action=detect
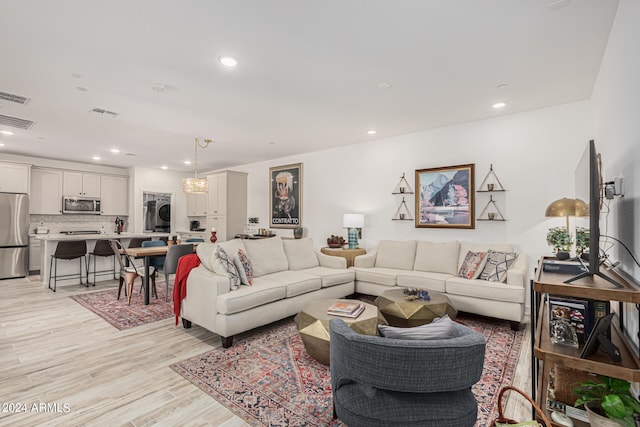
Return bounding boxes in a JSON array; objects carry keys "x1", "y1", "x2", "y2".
[
  {"x1": 492, "y1": 102, "x2": 507, "y2": 109},
  {"x1": 377, "y1": 82, "x2": 392, "y2": 89},
  {"x1": 219, "y1": 56, "x2": 238, "y2": 67},
  {"x1": 367, "y1": 130, "x2": 377, "y2": 135},
  {"x1": 268, "y1": 142, "x2": 275, "y2": 145},
  {"x1": 37, "y1": 136, "x2": 45, "y2": 140},
  {"x1": 92, "y1": 156, "x2": 101, "y2": 161},
  {"x1": 497, "y1": 84, "x2": 509, "y2": 90},
  {"x1": 184, "y1": 160, "x2": 192, "y2": 165},
  {"x1": 161, "y1": 165, "x2": 168, "y2": 170},
  {"x1": 110, "y1": 148, "x2": 120, "y2": 153},
  {"x1": 0, "y1": 130, "x2": 13, "y2": 135},
  {"x1": 0, "y1": 143, "x2": 5, "y2": 147},
  {"x1": 151, "y1": 83, "x2": 166, "y2": 92},
  {"x1": 76, "y1": 86, "x2": 88, "y2": 92}
]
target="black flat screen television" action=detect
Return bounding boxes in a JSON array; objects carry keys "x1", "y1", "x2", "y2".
[{"x1": 567, "y1": 140, "x2": 623, "y2": 287}]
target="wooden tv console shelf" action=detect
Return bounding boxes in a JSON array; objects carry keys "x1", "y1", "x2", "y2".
[{"x1": 532, "y1": 257, "x2": 640, "y2": 426}]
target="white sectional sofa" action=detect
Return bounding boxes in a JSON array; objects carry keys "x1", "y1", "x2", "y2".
[
  {"x1": 181, "y1": 237, "x2": 355, "y2": 347},
  {"x1": 353, "y1": 240, "x2": 529, "y2": 330}
]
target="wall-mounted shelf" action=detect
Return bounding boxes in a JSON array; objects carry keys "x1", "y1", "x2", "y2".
[
  {"x1": 391, "y1": 172, "x2": 414, "y2": 194},
  {"x1": 392, "y1": 197, "x2": 413, "y2": 220},
  {"x1": 477, "y1": 164, "x2": 506, "y2": 192},
  {"x1": 476, "y1": 164, "x2": 507, "y2": 221},
  {"x1": 477, "y1": 195, "x2": 506, "y2": 221}
]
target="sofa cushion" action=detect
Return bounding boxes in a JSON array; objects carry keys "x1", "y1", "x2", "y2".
[
  {"x1": 375, "y1": 240, "x2": 416, "y2": 270},
  {"x1": 303, "y1": 266, "x2": 355, "y2": 288},
  {"x1": 413, "y1": 241, "x2": 460, "y2": 275},
  {"x1": 457, "y1": 251, "x2": 488, "y2": 280},
  {"x1": 378, "y1": 315, "x2": 456, "y2": 340},
  {"x1": 196, "y1": 240, "x2": 246, "y2": 272},
  {"x1": 233, "y1": 248, "x2": 254, "y2": 285},
  {"x1": 211, "y1": 246, "x2": 241, "y2": 288},
  {"x1": 445, "y1": 277, "x2": 525, "y2": 303},
  {"x1": 261, "y1": 270, "x2": 321, "y2": 297},
  {"x1": 283, "y1": 238, "x2": 320, "y2": 270},
  {"x1": 396, "y1": 271, "x2": 451, "y2": 293},
  {"x1": 457, "y1": 242, "x2": 514, "y2": 271},
  {"x1": 353, "y1": 267, "x2": 399, "y2": 287},
  {"x1": 242, "y1": 237, "x2": 289, "y2": 277},
  {"x1": 478, "y1": 250, "x2": 518, "y2": 282},
  {"x1": 216, "y1": 278, "x2": 286, "y2": 314}
]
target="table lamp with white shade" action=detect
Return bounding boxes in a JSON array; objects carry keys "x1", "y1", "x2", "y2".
[{"x1": 343, "y1": 214, "x2": 364, "y2": 249}]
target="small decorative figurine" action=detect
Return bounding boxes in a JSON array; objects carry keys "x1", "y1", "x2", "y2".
[{"x1": 210, "y1": 227, "x2": 218, "y2": 243}]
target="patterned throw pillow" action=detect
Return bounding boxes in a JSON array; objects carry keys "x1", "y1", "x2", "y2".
[
  {"x1": 233, "y1": 248, "x2": 254, "y2": 286},
  {"x1": 457, "y1": 251, "x2": 488, "y2": 280},
  {"x1": 212, "y1": 246, "x2": 240, "y2": 289},
  {"x1": 479, "y1": 249, "x2": 518, "y2": 283}
]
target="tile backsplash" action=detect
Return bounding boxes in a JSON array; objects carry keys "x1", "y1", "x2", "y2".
[{"x1": 30, "y1": 214, "x2": 128, "y2": 234}]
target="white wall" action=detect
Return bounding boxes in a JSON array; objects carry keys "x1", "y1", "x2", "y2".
[
  {"x1": 590, "y1": 0, "x2": 640, "y2": 344},
  {"x1": 229, "y1": 100, "x2": 594, "y2": 274}
]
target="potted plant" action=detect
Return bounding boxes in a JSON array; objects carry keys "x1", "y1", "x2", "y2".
[
  {"x1": 546, "y1": 226, "x2": 573, "y2": 260},
  {"x1": 573, "y1": 375, "x2": 640, "y2": 427},
  {"x1": 575, "y1": 226, "x2": 590, "y2": 260}
]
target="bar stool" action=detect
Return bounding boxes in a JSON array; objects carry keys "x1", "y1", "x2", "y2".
[
  {"x1": 87, "y1": 239, "x2": 117, "y2": 286},
  {"x1": 48, "y1": 240, "x2": 87, "y2": 292}
]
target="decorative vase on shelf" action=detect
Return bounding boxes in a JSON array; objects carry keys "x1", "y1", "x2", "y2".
[
  {"x1": 293, "y1": 226, "x2": 303, "y2": 239},
  {"x1": 210, "y1": 228, "x2": 218, "y2": 243}
]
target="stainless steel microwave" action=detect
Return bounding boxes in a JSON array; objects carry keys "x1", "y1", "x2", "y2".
[{"x1": 62, "y1": 196, "x2": 101, "y2": 214}]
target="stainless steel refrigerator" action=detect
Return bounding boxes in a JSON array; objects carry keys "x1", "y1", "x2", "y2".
[{"x1": 0, "y1": 193, "x2": 29, "y2": 279}]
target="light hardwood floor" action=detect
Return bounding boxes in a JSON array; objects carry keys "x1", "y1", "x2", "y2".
[{"x1": 0, "y1": 276, "x2": 532, "y2": 426}]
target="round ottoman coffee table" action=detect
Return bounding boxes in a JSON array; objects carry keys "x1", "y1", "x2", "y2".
[
  {"x1": 294, "y1": 298, "x2": 381, "y2": 365},
  {"x1": 375, "y1": 288, "x2": 457, "y2": 328}
]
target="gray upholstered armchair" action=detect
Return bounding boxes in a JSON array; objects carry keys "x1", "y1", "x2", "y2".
[{"x1": 329, "y1": 318, "x2": 486, "y2": 427}]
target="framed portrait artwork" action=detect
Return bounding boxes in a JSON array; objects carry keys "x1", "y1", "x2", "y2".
[
  {"x1": 415, "y1": 163, "x2": 475, "y2": 229},
  {"x1": 270, "y1": 163, "x2": 303, "y2": 228}
]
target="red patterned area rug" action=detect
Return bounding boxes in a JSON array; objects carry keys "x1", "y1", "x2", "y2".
[
  {"x1": 70, "y1": 283, "x2": 172, "y2": 330},
  {"x1": 171, "y1": 312, "x2": 523, "y2": 427}
]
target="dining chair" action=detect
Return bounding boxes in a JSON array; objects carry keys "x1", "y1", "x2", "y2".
[
  {"x1": 48, "y1": 240, "x2": 87, "y2": 292},
  {"x1": 158, "y1": 243, "x2": 194, "y2": 301},
  {"x1": 87, "y1": 239, "x2": 116, "y2": 286},
  {"x1": 108, "y1": 239, "x2": 156, "y2": 305}
]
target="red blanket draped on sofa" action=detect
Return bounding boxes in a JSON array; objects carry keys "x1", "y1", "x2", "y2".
[{"x1": 173, "y1": 253, "x2": 201, "y2": 325}]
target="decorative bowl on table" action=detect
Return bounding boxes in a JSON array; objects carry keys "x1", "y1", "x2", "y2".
[{"x1": 327, "y1": 235, "x2": 346, "y2": 248}]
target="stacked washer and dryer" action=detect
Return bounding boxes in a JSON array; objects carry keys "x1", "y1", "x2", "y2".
[{"x1": 143, "y1": 192, "x2": 171, "y2": 233}]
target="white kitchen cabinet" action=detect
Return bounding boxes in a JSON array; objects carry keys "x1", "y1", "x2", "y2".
[
  {"x1": 63, "y1": 171, "x2": 101, "y2": 197},
  {"x1": 0, "y1": 162, "x2": 30, "y2": 193},
  {"x1": 186, "y1": 192, "x2": 208, "y2": 216},
  {"x1": 29, "y1": 237, "x2": 41, "y2": 272},
  {"x1": 205, "y1": 170, "x2": 247, "y2": 242},
  {"x1": 206, "y1": 215, "x2": 228, "y2": 242},
  {"x1": 30, "y1": 168, "x2": 63, "y2": 214},
  {"x1": 100, "y1": 175, "x2": 128, "y2": 216}
]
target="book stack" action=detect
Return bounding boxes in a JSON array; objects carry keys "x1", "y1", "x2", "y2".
[{"x1": 327, "y1": 301, "x2": 365, "y2": 318}]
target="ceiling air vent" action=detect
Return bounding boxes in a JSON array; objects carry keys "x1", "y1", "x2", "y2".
[
  {"x1": 0, "y1": 114, "x2": 35, "y2": 129},
  {"x1": 89, "y1": 108, "x2": 119, "y2": 118},
  {"x1": 0, "y1": 91, "x2": 30, "y2": 105}
]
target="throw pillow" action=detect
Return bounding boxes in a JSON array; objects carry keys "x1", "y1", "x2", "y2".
[
  {"x1": 377, "y1": 315, "x2": 455, "y2": 340},
  {"x1": 457, "y1": 251, "x2": 488, "y2": 280},
  {"x1": 479, "y1": 249, "x2": 518, "y2": 283},
  {"x1": 212, "y1": 246, "x2": 241, "y2": 289},
  {"x1": 233, "y1": 248, "x2": 254, "y2": 286}
]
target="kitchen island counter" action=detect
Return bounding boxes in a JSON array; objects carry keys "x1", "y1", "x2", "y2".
[{"x1": 37, "y1": 232, "x2": 170, "y2": 288}]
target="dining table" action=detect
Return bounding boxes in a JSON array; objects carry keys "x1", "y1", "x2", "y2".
[{"x1": 123, "y1": 244, "x2": 197, "y2": 305}]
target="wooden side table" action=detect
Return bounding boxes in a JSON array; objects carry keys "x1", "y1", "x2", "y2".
[{"x1": 320, "y1": 247, "x2": 366, "y2": 268}]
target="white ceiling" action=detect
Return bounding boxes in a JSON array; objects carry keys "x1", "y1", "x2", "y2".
[{"x1": 0, "y1": 0, "x2": 619, "y2": 172}]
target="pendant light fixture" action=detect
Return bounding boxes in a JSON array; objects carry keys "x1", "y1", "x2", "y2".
[{"x1": 182, "y1": 137, "x2": 212, "y2": 193}]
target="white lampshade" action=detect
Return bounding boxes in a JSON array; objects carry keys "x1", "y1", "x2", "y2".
[{"x1": 343, "y1": 213, "x2": 364, "y2": 228}]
